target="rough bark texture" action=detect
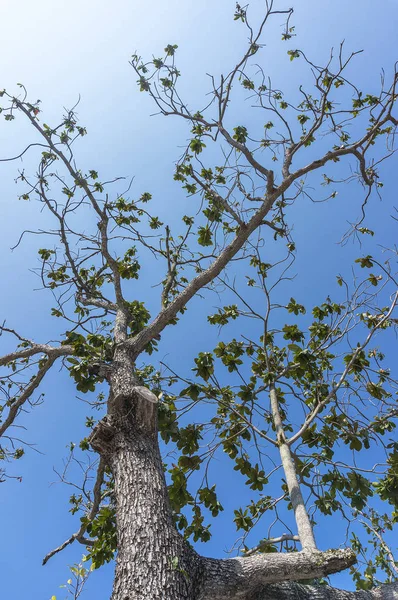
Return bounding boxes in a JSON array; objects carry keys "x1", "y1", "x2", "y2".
[
  {"x1": 90, "y1": 377, "x2": 201, "y2": 600},
  {"x1": 249, "y1": 581, "x2": 398, "y2": 600},
  {"x1": 108, "y1": 427, "x2": 199, "y2": 600},
  {"x1": 198, "y1": 549, "x2": 356, "y2": 600}
]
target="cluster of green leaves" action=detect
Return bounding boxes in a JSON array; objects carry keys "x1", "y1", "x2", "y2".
[
  {"x1": 350, "y1": 509, "x2": 398, "y2": 589},
  {"x1": 112, "y1": 192, "x2": 157, "y2": 232},
  {"x1": 63, "y1": 331, "x2": 113, "y2": 393},
  {"x1": 157, "y1": 393, "x2": 225, "y2": 543},
  {"x1": 374, "y1": 443, "x2": 398, "y2": 510},
  {"x1": 233, "y1": 496, "x2": 274, "y2": 534},
  {"x1": 83, "y1": 506, "x2": 117, "y2": 568},
  {"x1": 317, "y1": 470, "x2": 373, "y2": 514}
]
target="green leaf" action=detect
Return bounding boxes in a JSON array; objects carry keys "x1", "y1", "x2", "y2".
[
  {"x1": 242, "y1": 79, "x2": 255, "y2": 90},
  {"x1": 189, "y1": 138, "x2": 206, "y2": 154},
  {"x1": 197, "y1": 225, "x2": 213, "y2": 247},
  {"x1": 193, "y1": 352, "x2": 214, "y2": 381},
  {"x1": 180, "y1": 384, "x2": 200, "y2": 401},
  {"x1": 355, "y1": 255, "x2": 374, "y2": 268},
  {"x1": 287, "y1": 49, "x2": 300, "y2": 61},
  {"x1": 366, "y1": 382, "x2": 388, "y2": 400},
  {"x1": 282, "y1": 324, "x2": 304, "y2": 342},
  {"x1": 286, "y1": 298, "x2": 306, "y2": 315},
  {"x1": 298, "y1": 114, "x2": 310, "y2": 125},
  {"x1": 367, "y1": 274, "x2": 380, "y2": 286},
  {"x1": 232, "y1": 125, "x2": 248, "y2": 144},
  {"x1": 164, "y1": 44, "x2": 178, "y2": 56}
]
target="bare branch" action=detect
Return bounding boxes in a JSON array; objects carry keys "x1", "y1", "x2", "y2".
[
  {"x1": 0, "y1": 355, "x2": 58, "y2": 437},
  {"x1": 199, "y1": 548, "x2": 356, "y2": 600},
  {"x1": 0, "y1": 341, "x2": 73, "y2": 368},
  {"x1": 42, "y1": 458, "x2": 106, "y2": 565}
]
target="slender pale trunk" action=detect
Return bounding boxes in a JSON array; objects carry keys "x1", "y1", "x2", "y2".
[{"x1": 269, "y1": 384, "x2": 317, "y2": 551}]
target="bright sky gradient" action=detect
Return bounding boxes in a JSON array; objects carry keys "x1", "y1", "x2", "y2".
[{"x1": 1, "y1": 1, "x2": 397, "y2": 599}]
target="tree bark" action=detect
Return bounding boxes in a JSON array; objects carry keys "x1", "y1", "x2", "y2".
[
  {"x1": 198, "y1": 549, "x2": 357, "y2": 599},
  {"x1": 269, "y1": 384, "x2": 317, "y2": 551},
  {"x1": 246, "y1": 581, "x2": 398, "y2": 600},
  {"x1": 108, "y1": 426, "x2": 199, "y2": 600},
  {"x1": 90, "y1": 379, "x2": 201, "y2": 600}
]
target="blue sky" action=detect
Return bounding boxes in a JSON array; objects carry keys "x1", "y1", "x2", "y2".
[{"x1": 1, "y1": 1, "x2": 398, "y2": 598}]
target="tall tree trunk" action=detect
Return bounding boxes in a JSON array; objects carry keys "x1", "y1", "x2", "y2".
[
  {"x1": 109, "y1": 423, "x2": 199, "y2": 600},
  {"x1": 90, "y1": 368, "x2": 201, "y2": 600}
]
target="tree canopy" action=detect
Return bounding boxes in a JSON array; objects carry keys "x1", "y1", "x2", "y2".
[{"x1": 0, "y1": 2, "x2": 397, "y2": 599}]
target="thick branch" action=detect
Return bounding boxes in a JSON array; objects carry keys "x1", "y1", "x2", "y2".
[
  {"x1": 238, "y1": 581, "x2": 398, "y2": 600},
  {"x1": 0, "y1": 342, "x2": 73, "y2": 367},
  {"x1": 77, "y1": 293, "x2": 117, "y2": 312},
  {"x1": 127, "y1": 127, "x2": 398, "y2": 361},
  {"x1": 198, "y1": 548, "x2": 357, "y2": 600}
]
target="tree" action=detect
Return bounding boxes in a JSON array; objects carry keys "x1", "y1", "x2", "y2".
[{"x1": 1, "y1": 2, "x2": 398, "y2": 599}]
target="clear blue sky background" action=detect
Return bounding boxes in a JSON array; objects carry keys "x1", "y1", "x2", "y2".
[{"x1": 0, "y1": 1, "x2": 397, "y2": 598}]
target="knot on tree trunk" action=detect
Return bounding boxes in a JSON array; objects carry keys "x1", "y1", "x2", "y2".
[
  {"x1": 112, "y1": 385, "x2": 159, "y2": 435},
  {"x1": 87, "y1": 361, "x2": 113, "y2": 381},
  {"x1": 90, "y1": 386, "x2": 159, "y2": 455},
  {"x1": 88, "y1": 415, "x2": 117, "y2": 455}
]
